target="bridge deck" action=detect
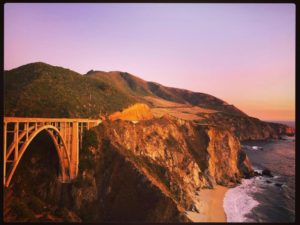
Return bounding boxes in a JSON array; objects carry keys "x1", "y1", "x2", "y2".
[{"x1": 4, "y1": 117, "x2": 102, "y2": 123}]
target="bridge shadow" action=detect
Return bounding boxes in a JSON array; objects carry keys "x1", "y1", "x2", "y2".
[
  {"x1": 4, "y1": 130, "x2": 77, "y2": 221},
  {"x1": 10, "y1": 130, "x2": 60, "y2": 194}
]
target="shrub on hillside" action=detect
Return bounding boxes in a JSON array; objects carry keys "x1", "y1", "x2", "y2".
[{"x1": 79, "y1": 129, "x2": 99, "y2": 171}]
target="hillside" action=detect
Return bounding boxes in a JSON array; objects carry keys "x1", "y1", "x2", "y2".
[
  {"x1": 4, "y1": 62, "x2": 294, "y2": 140},
  {"x1": 4, "y1": 62, "x2": 138, "y2": 118},
  {"x1": 86, "y1": 70, "x2": 246, "y2": 116}
]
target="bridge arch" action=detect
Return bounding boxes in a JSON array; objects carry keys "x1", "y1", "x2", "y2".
[
  {"x1": 5, "y1": 125, "x2": 71, "y2": 187},
  {"x1": 3, "y1": 117, "x2": 102, "y2": 187}
]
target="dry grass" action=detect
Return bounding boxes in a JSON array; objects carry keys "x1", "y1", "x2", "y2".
[
  {"x1": 145, "y1": 96, "x2": 218, "y2": 121},
  {"x1": 144, "y1": 96, "x2": 188, "y2": 108},
  {"x1": 108, "y1": 96, "x2": 218, "y2": 122},
  {"x1": 151, "y1": 108, "x2": 203, "y2": 121},
  {"x1": 109, "y1": 103, "x2": 153, "y2": 121}
]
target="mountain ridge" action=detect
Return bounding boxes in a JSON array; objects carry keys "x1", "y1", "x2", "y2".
[
  {"x1": 4, "y1": 62, "x2": 294, "y2": 140},
  {"x1": 85, "y1": 69, "x2": 247, "y2": 117}
]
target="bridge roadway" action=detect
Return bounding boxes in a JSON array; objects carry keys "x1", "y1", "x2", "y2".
[{"x1": 3, "y1": 117, "x2": 102, "y2": 187}]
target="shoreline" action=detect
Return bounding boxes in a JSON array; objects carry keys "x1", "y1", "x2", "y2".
[{"x1": 186, "y1": 185, "x2": 228, "y2": 222}]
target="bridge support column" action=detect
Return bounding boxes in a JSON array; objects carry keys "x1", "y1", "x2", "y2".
[
  {"x1": 3, "y1": 122, "x2": 7, "y2": 186},
  {"x1": 14, "y1": 123, "x2": 19, "y2": 161},
  {"x1": 70, "y1": 122, "x2": 79, "y2": 179}
]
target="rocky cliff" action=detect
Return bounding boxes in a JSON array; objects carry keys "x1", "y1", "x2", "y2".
[
  {"x1": 4, "y1": 116, "x2": 252, "y2": 222},
  {"x1": 94, "y1": 116, "x2": 253, "y2": 209},
  {"x1": 197, "y1": 112, "x2": 295, "y2": 141}
]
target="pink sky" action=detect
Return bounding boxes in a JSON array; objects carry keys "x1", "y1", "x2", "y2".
[{"x1": 4, "y1": 3, "x2": 295, "y2": 121}]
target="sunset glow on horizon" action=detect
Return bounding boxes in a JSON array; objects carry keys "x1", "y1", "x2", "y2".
[{"x1": 4, "y1": 3, "x2": 295, "y2": 121}]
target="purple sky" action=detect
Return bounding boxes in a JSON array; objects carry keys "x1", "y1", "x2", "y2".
[{"x1": 4, "y1": 3, "x2": 295, "y2": 121}]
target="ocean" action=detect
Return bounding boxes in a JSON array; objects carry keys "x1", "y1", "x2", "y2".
[{"x1": 223, "y1": 136, "x2": 295, "y2": 222}]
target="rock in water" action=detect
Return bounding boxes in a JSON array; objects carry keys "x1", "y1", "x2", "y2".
[
  {"x1": 275, "y1": 183, "x2": 283, "y2": 187},
  {"x1": 262, "y1": 169, "x2": 273, "y2": 177}
]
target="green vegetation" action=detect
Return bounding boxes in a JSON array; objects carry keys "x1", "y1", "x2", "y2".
[
  {"x1": 147, "y1": 82, "x2": 178, "y2": 102},
  {"x1": 98, "y1": 138, "x2": 116, "y2": 168},
  {"x1": 4, "y1": 62, "x2": 137, "y2": 118},
  {"x1": 4, "y1": 62, "x2": 246, "y2": 119},
  {"x1": 75, "y1": 129, "x2": 100, "y2": 187},
  {"x1": 79, "y1": 129, "x2": 99, "y2": 172},
  {"x1": 82, "y1": 129, "x2": 99, "y2": 151},
  {"x1": 120, "y1": 72, "x2": 149, "y2": 96}
]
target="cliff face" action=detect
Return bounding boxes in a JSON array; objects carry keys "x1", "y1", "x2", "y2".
[
  {"x1": 198, "y1": 112, "x2": 295, "y2": 141},
  {"x1": 91, "y1": 116, "x2": 253, "y2": 215},
  {"x1": 83, "y1": 144, "x2": 188, "y2": 222},
  {"x1": 4, "y1": 116, "x2": 252, "y2": 222}
]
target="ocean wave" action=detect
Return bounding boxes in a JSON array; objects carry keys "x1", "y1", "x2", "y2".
[{"x1": 223, "y1": 178, "x2": 262, "y2": 222}]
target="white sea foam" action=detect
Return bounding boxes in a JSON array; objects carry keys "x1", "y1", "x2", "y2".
[
  {"x1": 252, "y1": 166, "x2": 263, "y2": 174},
  {"x1": 223, "y1": 178, "x2": 262, "y2": 222},
  {"x1": 280, "y1": 135, "x2": 295, "y2": 141}
]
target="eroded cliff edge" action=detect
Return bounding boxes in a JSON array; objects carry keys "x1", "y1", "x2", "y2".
[
  {"x1": 4, "y1": 116, "x2": 253, "y2": 222},
  {"x1": 92, "y1": 116, "x2": 253, "y2": 215}
]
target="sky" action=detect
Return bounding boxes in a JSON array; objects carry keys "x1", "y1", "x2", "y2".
[{"x1": 4, "y1": 3, "x2": 295, "y2": 121}]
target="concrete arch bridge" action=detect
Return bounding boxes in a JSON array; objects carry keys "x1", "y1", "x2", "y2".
[{"x1": 3, "y1": 117, "x2": 102, "y2": 187}]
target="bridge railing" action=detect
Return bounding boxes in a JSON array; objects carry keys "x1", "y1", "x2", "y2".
[{"x1": 4, "y1": 117, "x2": 102, "y2": 123}]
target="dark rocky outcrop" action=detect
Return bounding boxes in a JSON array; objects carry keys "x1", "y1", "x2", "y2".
[
  {"x1": 262, "y1": 169, "x2": 273, "y2": 177},
  {"x1": 197, "y1": 112, "x2": 294, "y2": 141}
]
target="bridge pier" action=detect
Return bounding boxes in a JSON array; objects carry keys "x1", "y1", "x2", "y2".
[
  {"x1": 70, "y1": 121, "x2": 79, "y2": 179},
  {"x1": 3, "y1": 122, "x2": 7, "y2": 186}
]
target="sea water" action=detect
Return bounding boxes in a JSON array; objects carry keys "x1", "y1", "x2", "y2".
[{"x1": 224, "y1": 137, "x2": 295, "y2": 222}]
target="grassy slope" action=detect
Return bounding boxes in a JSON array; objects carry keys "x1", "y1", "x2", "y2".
[
  {"x1": 4, "y1": 62, "x2": 137, "y2": 118},
  {"x1": 85, "y1": 69, "x2": 293, "y2": 138},
  {"x1": 86, "y1": 70, "x2": 246, "y2": 116},
  {"x1": 5, "y1": 62, "x2": 246, "y2": 118}
]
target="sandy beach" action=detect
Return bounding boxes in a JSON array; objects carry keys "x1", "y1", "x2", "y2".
[{"x1": 186, "y1": 185, "x2": 229, "y2": 222}]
